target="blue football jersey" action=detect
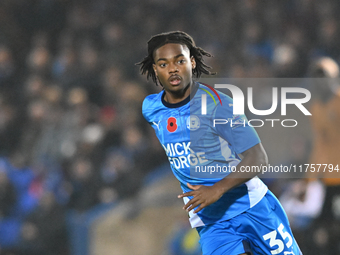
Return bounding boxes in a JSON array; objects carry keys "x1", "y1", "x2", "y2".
[{"x1": 142, "y1": 82, "x2": 268, "y2": 228}]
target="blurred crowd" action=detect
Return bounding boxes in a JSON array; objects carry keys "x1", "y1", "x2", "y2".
[{"x1": 0, "y1": 0, "x2": 339, "y2": 254}]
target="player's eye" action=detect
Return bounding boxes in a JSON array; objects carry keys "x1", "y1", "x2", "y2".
[
  {"x1": 178, "y1": 59, "x2": 186, "y2": 64},
  {"x1": 159, "y1": 63, "x2": 166, "y2": 67}
]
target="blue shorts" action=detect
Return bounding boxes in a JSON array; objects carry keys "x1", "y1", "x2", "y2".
[{"x1": 197, "y1": 191, "x2": 302, "y2": 255}]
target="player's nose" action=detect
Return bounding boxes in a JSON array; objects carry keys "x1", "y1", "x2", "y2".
[{"x1": 168, "y1": 62, "x2": 178, "y2": 73}]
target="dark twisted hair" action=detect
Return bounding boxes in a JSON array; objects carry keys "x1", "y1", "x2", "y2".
[{"x1": 137, "y1": 31, "x2": 215, "y2": 85}]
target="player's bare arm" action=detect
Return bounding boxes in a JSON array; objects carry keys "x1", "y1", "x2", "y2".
[{"x1": 178, "y1": 143, "x2": 267, "y2": 213}]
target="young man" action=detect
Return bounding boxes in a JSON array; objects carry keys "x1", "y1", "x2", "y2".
[{"x1": 138, "y1": 31, "x2": 302, "y2": 255}]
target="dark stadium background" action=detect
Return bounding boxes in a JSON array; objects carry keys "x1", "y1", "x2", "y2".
[{"x1": 0, "y1": 0, "x2": 339, "y2": 254}]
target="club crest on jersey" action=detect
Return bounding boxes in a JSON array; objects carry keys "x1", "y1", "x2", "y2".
[
  {"x1": 187, "y1": 115, "x2": 200, "y2": 131},
  {"x1": 167, "y1": 117, "x2": 178, "y2": 132}
]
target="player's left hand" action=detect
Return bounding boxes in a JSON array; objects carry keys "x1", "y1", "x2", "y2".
[{"x1": 178, "y1": 183, "x2": 224, "y2": 213}]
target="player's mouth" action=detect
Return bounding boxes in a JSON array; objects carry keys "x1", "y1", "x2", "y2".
[{"x1": 168, "y1": 75, "x2": 182, "y2": 86}]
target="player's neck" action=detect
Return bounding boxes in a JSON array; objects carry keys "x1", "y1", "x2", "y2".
[{"x1": 163, "y1": 81, "x2": 192, "y2": 104}]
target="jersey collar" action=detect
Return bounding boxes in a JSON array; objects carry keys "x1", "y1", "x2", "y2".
[{"x1": 161, "y1": 82, "x2": 199, "y2": 108}]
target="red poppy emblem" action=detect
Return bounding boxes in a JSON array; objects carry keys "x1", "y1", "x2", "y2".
[{"x1": 167, "y1": 117, "x2": 178, "y2": 132}]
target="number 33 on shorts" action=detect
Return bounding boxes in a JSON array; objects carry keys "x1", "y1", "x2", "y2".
[{"x1": 263, "y1": 223, "x2": 295, "y2": 255}]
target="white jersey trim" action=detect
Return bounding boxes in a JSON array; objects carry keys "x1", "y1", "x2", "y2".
[
  {"x1": 245, "y1": 176, "x2": 268, "y2": 208},
  {"x1": 183, "y1": 196, "x2": 205, "y2": 228}
]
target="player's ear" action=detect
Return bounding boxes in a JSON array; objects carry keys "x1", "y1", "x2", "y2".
[
  {"x1": 153, "y1": 64, "x2": 158, "y2": 76},
  {"x1": 191, "y1": 56, "x2": 196, "y2": 70}
]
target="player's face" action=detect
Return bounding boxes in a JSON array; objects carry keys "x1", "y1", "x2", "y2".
[{"x1": 153, "y1": 43, "x2": 196, "y2": 100}]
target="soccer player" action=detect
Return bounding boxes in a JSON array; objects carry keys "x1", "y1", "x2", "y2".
[
  {"x1": 305, "y1": 57, "x2": 340, "y2": 255},
  {"x1": 138, "y1": 31, "x2": 302, "y2": 255}
]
